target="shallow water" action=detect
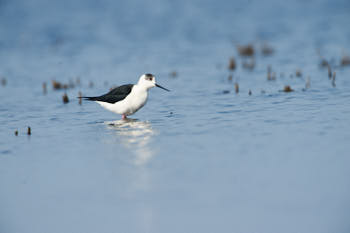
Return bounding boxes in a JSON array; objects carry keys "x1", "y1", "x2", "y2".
[{"x1": 1, "y1": 0, "x2": 350, "y2": 232}]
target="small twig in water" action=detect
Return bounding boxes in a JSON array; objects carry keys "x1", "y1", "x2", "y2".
[
  {"x1": 63, "y1": 93, "x2": 69, "y2": 104},
  {"x1": 234, "y1": 83, "x2": 239, "y2": 94},
  {"x1": 305, "y1": 76, "x2": 311, "y2": 89},
  {"x1": 327, "y1": 64, "x2": 332, "y2": 79},
  {"x1": 282, "y1": 85, "x2": 294, "y2": 92},
  {"x1": 228, "y1": 57, "x2": 236, "y2": 71},
  {"x1": 42, "y1": 82, "x2": 47, "y2": 95},
  {"x1": 332, "y1": 71, "x2": 336, "y2": 87},
  {"x1": 78, "y1": 91, "x2": 82, "y2": 105},
  {"x1": 296, "y1": 69, "x2": 302, "y2": 77}
]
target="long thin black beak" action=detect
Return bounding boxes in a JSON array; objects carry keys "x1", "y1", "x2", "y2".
[{"x1": 156, "y1": 83, "x2": 170, "y2": 92}]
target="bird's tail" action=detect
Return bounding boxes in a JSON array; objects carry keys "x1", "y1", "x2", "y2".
[{"x1": 77, "y1": 96, "x2": 99, "y2": 101}]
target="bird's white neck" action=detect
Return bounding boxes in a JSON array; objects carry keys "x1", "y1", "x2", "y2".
[{"x1": 135, "y1": 83, "x2": 151, "y2": 92}]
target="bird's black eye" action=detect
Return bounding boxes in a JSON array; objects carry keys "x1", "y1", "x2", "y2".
[{"x1": 145, "y1": 73, "x2": 154, "y2": 81}]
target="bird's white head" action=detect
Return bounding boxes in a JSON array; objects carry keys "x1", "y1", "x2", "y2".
[{"x1": 137, "y1": 73, "x2": 170, "y2": 91}]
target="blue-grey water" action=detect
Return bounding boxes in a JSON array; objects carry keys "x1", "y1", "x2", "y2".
[{"x1": 1, "y1": 0, "x2": 350, "y2": 232}]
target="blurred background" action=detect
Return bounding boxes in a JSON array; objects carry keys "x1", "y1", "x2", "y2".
[
  {"x1": 1, "y1": 0, "x2": 350, "y2": 233},
  {"x1": 1, "y1": 0, "x2": 349, "y2": 80}
]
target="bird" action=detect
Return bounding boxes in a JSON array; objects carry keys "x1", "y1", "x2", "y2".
[{"x1": 79, "y1": 73, "x2": 170, "y2": 119}]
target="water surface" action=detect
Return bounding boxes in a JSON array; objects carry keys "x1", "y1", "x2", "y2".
[{"x1": 1, "y1": 0, "x2": 350, "y2": 232}]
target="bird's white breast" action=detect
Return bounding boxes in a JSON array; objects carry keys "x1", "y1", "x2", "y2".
[{"x1": 97, "y1": 85, "x2": 148, "y2": 115}]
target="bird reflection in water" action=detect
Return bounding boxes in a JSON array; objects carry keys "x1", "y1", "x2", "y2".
[{"x1": 105, "y1": 118, "x2": 156, "y2": 166}]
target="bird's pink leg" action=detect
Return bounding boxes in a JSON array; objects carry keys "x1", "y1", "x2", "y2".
[{"x1": 122, "y1": 114, "x2": 127, "y2": 120}]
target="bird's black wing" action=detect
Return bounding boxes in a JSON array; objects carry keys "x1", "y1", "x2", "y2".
[{"x1": 82, "y1": 84, "x2": 134, "y2": 104}]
